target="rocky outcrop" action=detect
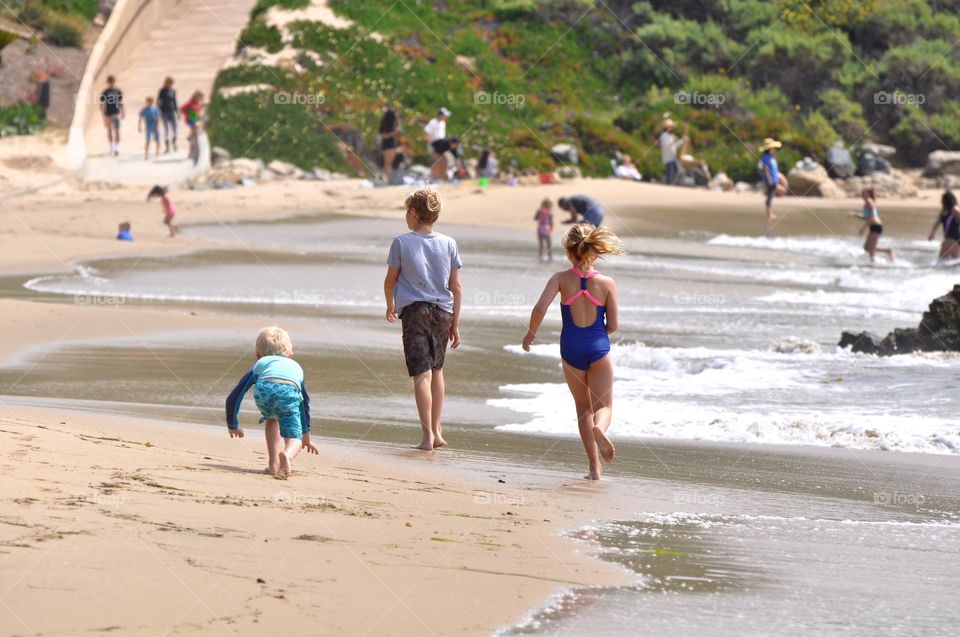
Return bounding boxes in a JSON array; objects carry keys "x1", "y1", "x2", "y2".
[
  {"x1": 788, "y1": 161, "x2": 844, "y2": 197},
  {"x1": 855, "y1": 147, "x2": 892, "y2": 177},
  {"x1": 708, "y1": 172, "x2": 734, "y2": 191},
  {"x1": 840, "y1": 285, "x2": 960, "y2": 356},
  {"x1": 923, "y1": 150, "x2": 960, "y2": 177},
  {"x1": 838, "y1": 170, "x2": 918, "y2": 199}
]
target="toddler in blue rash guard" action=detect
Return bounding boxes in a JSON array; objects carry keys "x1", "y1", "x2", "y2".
[{"x1": 225, "y1": 326, "x2": 317, "y2": 479}]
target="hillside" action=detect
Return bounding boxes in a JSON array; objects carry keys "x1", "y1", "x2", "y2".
[{"x1": 206, "y1": 0, "x2": 960, "y2": 181}]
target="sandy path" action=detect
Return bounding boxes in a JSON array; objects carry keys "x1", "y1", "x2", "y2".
[{"x1": 83, "y1": 0, "x2": 257, "y2": 185}]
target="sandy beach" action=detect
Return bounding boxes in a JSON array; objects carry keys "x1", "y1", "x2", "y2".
[{"x1": 3, "y1": 133, "x2": 960, "y2": 636}]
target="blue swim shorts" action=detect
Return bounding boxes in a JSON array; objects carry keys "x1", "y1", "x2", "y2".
[
  {"x1": 145, "y1": 125, "x2": 159, "y2": 142},
  {"x1": 253, "y1": 380, "x2": 303, "y2": 439}
]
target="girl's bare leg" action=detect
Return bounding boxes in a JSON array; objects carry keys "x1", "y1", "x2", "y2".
[
  {"x1": 264, "y1": 419, "x2": 282, "y2": 475},
  {"x1": 412, "y1": 370, "x2": 434, "y2": 450},
  {"x1": 865, "y1": 234, "x2": 878, "y2": 262},
  {"x1": 431, "y1": 368, "x2": 447, "y2": 448},
  {"x1": 587, "y1": 355, "x2": 616, "y2": 463},
  {"x1": 562, "y1": 361, "x2": 601, "y2": 480}
]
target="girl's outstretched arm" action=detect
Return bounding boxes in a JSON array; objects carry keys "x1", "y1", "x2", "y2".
[
  {"x1": 523, "y1": 274, "x2": 560, "y2": 351},
  {"x1": 605, "y1": 278, "x2": 619, "y2": 335}
]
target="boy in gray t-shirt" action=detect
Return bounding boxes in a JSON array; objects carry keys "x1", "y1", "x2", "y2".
[{"x1": 384, "y1": 189, "x2": 463, "y2": 450}]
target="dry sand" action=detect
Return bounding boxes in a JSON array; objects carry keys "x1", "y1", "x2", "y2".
[{"x1": 0, "y1": 133, "x2": 948, "y2": 634}]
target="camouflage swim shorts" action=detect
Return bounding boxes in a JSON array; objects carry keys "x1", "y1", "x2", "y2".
[{"x1": 400, "y1": 301, "x2": 453, "y2": 377}]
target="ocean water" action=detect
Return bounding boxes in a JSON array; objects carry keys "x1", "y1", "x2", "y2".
[{"x1": 19, "y1": 212, "x2": 960, "y2": 455}]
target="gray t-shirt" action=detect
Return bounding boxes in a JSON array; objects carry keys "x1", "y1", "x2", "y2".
[{"x1": 387, "y1": 231, "x2": 462, "y2": 314}]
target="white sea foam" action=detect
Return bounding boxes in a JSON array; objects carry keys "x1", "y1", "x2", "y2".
[{"x1": 497, "y1": 342, "x2": 960, "y2": 454}]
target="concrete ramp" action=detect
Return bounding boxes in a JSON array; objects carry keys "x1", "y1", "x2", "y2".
[{"x1": 77, "y1": 0, "x2": 257, "y2": 186}]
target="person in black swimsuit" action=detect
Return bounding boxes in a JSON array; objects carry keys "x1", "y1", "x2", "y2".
[
  {"x1": 849, "y1": 188, "x2": 894, "y2": 262},
  {"x1": 929, "y1": 190, "x2": 960, "y2": 261},
  {"x1": 378, "y1": 107, "x2": 400, "y2": 182}
]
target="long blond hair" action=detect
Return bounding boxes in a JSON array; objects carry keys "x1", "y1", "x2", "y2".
[{"x1": 563, "y1": 224, "x2": 626, "y2": 265}]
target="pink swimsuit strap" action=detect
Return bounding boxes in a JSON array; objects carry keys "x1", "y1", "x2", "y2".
[{"x1": 563, "y1": 267, "x2": 603, "y2": 307}]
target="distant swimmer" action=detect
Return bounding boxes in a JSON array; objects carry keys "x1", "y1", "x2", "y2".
[
  {"x1": 849, "y1": 188, "x2": 894, "y2": 262},
  {"x1": 522, "y1": 224, "x2": 626, "y2": 480},
  {"x1": 928, "y1": 190, "x2": 960, "y2": 261}
]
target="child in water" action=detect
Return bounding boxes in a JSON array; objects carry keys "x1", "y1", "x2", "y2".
[
  {"x1": 849, "y1": 188, "x2": 894, "y2": 262},
  {"x1": 384, "y1": 188, "x2": 463, "y2": 450},
  {"x1": 534, "y1": 198, "x2": 554, "y2": 261},
  {"x1": 116, "y1": 221, "x2": 132, "y2": 241},
  {"x1": 225, "y1": 327, "x2": 317, "y2": 479},
  {"x1": 928, "y1": 190, "x2": 960, "y2": 261},
  {"x1": 147, "y1": 185, "x2": 179, "y2": 237},
  {"x1": 523, "y1": 224, "x2": 626, "y2": 480}
]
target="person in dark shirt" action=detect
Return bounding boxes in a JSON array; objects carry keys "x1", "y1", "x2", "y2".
[
  {"x1": 558, "y1": 195, "x2": 605, "y2": 226},
  {"x1": 156, "y1": 76, "x2": 178, "y2": 153},
  {"x1": 99, "y1": 75, "x2": 125, "y2": 156}
]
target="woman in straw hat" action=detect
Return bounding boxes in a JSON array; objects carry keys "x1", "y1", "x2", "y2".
[{"x1": 759, "y1": 137, "x2": 788, "y2": 230}]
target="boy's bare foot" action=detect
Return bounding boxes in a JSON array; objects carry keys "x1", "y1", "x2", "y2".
[
  {"x1": 433, "y1": 438, "x2": 448, "y2": 449},
  {"x1": 584, "y1": 468, "x2": 602, "y2": 480},
  {"x1": 275, "y1": 452, "x2": 290, "y2": 480},
  {"x1": 593, "y1": 427, "x2": 616, "y2": 463},
  {"x1": 263, "y1": 466, "x2": 278, "y2": 476},
  {"x1": 413, "y1": 441, "x2": 434, "y2": 451}
]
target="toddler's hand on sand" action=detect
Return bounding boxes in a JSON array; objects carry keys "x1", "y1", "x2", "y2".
[
  {"x1": 522, "y1": 331, "x2": 535, "y2": 352},
  {"x1": 449, "y1": 326, "x2": 461, "y2": 349},
  {"x1": 228, "y1": 427, "x2": 244, "y2": 439},
  {"x1": 386, "y1": 306, "x2": 398, "y2": 323},
  {"x1": 303, "y1": 440, "x2": 319, "y2": 454}
]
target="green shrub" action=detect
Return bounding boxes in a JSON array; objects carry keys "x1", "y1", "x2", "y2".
[
  {"x1": 41, "y1": 10, "x2": 85, "y2": 47},
  {"x1": 237, "y1": 19, "x2": 284, "y2": 53},
  {"x1": 0, "y1": 103, "x2": 46, "y2": 137},
  {"x1": 251, "y1": 0, "x2": 310, "y2": 19}
]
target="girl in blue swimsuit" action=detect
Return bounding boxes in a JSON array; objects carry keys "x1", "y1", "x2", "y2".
[{"x1": 523, "y1": 224, "x2": 626, "y2": 480}]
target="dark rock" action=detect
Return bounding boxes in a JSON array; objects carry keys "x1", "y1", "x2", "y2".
[
  {"x1": 839, "y1": 331, "x2": 886, "y2": 355},
  {"x1": 840, "y1": 285, "x2": 960, "y2": 355},
  {"x1": 855, "y1": 149, "x2": 892, "y2": 177}
]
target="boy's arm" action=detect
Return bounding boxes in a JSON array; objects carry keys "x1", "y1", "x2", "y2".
[
  {"x1": 523, "y1": 274, "x2": 560, "y2": 351},
  {"x1": 384, "y1": 266, "x2": 400, "y2": 322},
  {"x1": 300, "y1": 382, "x2": 318, "y2": 454},
  {"x1": 224, "y1": 369, "x2": 254, "y2": 435},
  {"x1": 448, "y1": 267, "x2": 462, "y2": 349}
]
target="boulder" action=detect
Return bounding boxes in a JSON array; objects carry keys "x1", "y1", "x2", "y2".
[
  {"x1": 227, "y1": 158, "x2": 261, "y2": 180},
  {"x1": 923, "y1": 150, "x2": 960, "y2": 177},
  {"x1": 734, "y1": 181, "x2": 753, "y2": 193},
  {"x1": 787, "y1": 162, "x2": 844, "y2": 198},
  {"x1": 855, "y1": 149, "x2": 892, "y2": 177},
  {"x1": 211, "y1": 146, "x2": 232, "y2": 166},
  {"x1": 825, "y1": 143, "x2": 855, "y2": 179},
  {"x1": 860, "y1": 143, "x2": 896, "y2": 159},
  {"x1": 708, "y1": 172, "x2": 734, "y2": 192},
  {"x1": 267, "y1": 160, "x2": 298, "y2": 177},
  {"x1": 840, "y1": 285, "x2": 960, "y2": 355},
  {"x1": 840, "y1": 171, "x2": 918, "y2": 199},
  {"x1": 311, "y1": 168, "x2": 332, "y2": 181}
]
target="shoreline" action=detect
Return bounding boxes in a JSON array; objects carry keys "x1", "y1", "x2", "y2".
[{"x1": 0, "y1": 402, "x2": 627, "y2": 636}]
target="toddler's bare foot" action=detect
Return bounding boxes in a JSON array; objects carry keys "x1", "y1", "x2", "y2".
[
  {"x1": 263, "y1": 465, "x2": 278, "y2": 476},
  {"x1": 584, "y1": 467, "x2": 602, "y2": 481},
  {"x1": 433, "y1": 437, "x2": 448, "y2": 449},
  {"x1": 413, "y1": 441, "x2": 434, "y2": 451},
  {"x1": 275, "y1": 452, "x2": 290, "y2": 480},
  {"x1": 593, "y1": 427, "x2": 616, "y2": 463}
]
